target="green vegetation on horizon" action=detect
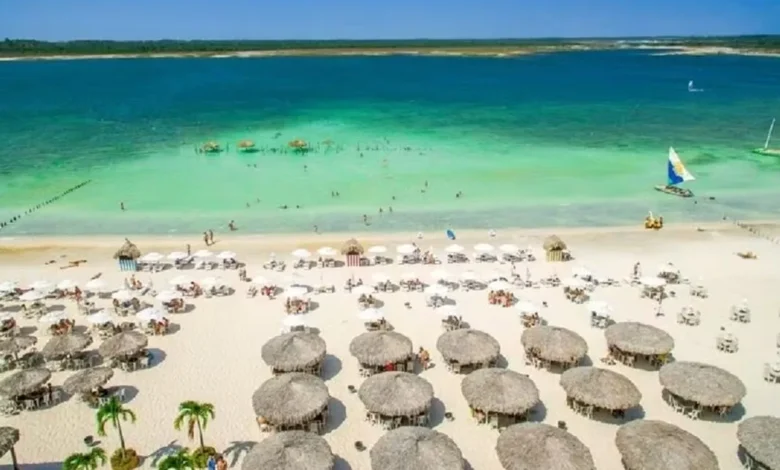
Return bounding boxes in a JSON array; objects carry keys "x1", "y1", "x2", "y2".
[{"x1": 1, "y1": 35, "x2": 778, "y2": 57}]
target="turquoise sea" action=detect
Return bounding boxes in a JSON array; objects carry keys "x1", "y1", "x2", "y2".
[{"x1": 1, "y1": 50, "x2": 779, "y2": 235}]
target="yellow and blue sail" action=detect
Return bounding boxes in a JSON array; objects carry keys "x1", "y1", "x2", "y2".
[{"x1": 667, "y1": 147, "x2": 695, "y2": 186}]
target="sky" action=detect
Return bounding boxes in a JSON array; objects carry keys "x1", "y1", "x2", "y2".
[{"x1": 1, "y1": 0, "x2": 779, "y2": 41}]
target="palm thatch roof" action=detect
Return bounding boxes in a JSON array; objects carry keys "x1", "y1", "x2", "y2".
[
  {"x1": 659, "y1": 361, "x2": 746, "y2": 407},
  {"x1": 0, "y1": 427, "x2": 20, "y2": 459},
  {"x1": 496, "y1": 423, "x2": 596, "y2": 470},
  {"x1": 202, "y1": 141, "x2": 221, "y2": 152},
  {"x1": 737, "y1": 416, "x2": 780, "y2": 470},
  {"x1": 461, "y1": 368, "x2": 539, "y2": 415},
  {"x1": 0, "y1": 368, "x2": 51, "y2": 398},
  {"x1": 560, "y1": 367, "x2": 641, "y2": 410},
  {"x1": 288, "y1": 139, "x2": 308, "y2": 149},
  {"x1": 252, "y1": 373, "x2": 329, "y2": 426},
  {"x1": 371, "y1": 427, "x2": 464, "y2": 470},
  {"x1": 113, "y1": 238, "x2": 141, "y2": 260},
  {"x1": 242, "y1": 431, "x2": 334, "y2": 470},
  {"x1": 341, "y1": 238, "x2": 364, "y2": 255},
  {"x1": 359, "y1": 371, "x2": 433, "y2": 417},
  {"x1": 237, "y1": 139, "x2": 256, "y2": 149},
  {"x1": 261, "y1": 332, "x2": 326, "y2": 372},
  {"x1": 62, "y1": 367, "x2": 114, "y2": 395},
  {"x1": 605, "y1": 322, "x2": 674, "y2": 355},
  {"x1": 436, "y1": 329, "x2": 500, "y2": 366},
  {"x1": 349, "y1": 331, "x2": 413, "y2": 367},
  {"x1": 98, "y1": 331, "x2": 148, "y2": 358},
  {"x1": 616, "y1": 420, "x2": 719, "y2": 470},
  {"x1": 543, "y1": 235, "x2": 566, "y2": 251},
  {"x1": 0, "y1": 336, "x2": 37, "y2": 355},
  {"x1": 521, "y1": 326, "x2": 588, "y2": 364},
  {"x1": 41, "y1": 333, "x2": 92, "y2": 359}
]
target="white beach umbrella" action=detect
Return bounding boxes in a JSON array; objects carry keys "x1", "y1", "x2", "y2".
[
  {"x1": 372, "y1": 273, "x2": 390, "y2": 284},
  {"x1": 474, "y1": 243, "x2": 495, "y2": 253},
  {"x1": 640, "y1": 277, "x2": 666, "y2": 288},
  {"x1": 84, "y1": 279, "x2": 108, "y2": 292},
  {"x1": 444, "y1": 244, "x2": 464, "y2": 254},
  {"x1": 251, "y1": 275, "x2": 273, "y2": 286},
  {"x1": 86, "y1": 310, "x2": 113, "y2": 325},
  {"x1": 285, "y1": 286, "x2": 309, "y2": 299},
  {"x1": 499, "y1": 244, "x2": 519, "y2": 253},
  {"x1": 424, "y1": 284, "x2": 448, "y2": 296},
  {"x1": 352, "y1": 285, "x2": 374, "y2": 296},
  {"x1": 28, "y1": 280, "x2": 52, "y2": 291},
  {"x1": 562, "y1": 277, "x2": 587, "y2": 289},
  {"x1": 200, "y1": 277, "x2": 224, "y2": 287},
  {"x1": 291, "y1": 249, "x2": 311, "y2": 259},
  {"x1": 19, "y1": 290, "x2": 46, "y2": 302},
  {"x1": 0, "y1": 281, "x2": 17, "y2": 292},
  {"x1": 169, "y1": 275, "x2": 191, "y2": 286},
  {"x1": 396, "y1": 244, "x2": 417, "y2": 255},
  {"x1": 39, "y1": 311, "x2": 67, "y2": 324},
  {"x1": 317, "y1": 247, "x2": 338, "y2": 258},
  {"x1": 400, "y1": 272, "x2": 418, "y2": 282},
  {"x1": 358, "y1": 308, "x2": 385, "y2": 321},
  {"x1": 139, "y1": 252, "x2": 164, "y2": 263},
  {"x1": 0, "y1": 312, "x2": 14, "y2": 321},
  {"x1": 460, "y1": 271, "x2": 478, "y2": 281},
  {"x1": 657, "y1": 263, "x2": 679, "y2": 275},
  {"x1": 282, "y1": 316, "x2": 308, "y2": 328},
  {"x1": 167, "y1": 251, "x2": 188, "y2": 261},
  {"x1": 56, "y1": 280, "x2": 78, "y2": 290},
  {"x1": 516, "y1": 301, "x2": 538, "y2": 315},
  {"x1": 193, "y1": 249, "x2": 213, "y2": 258},
  {"x1": 586, "y1": 300, "x2": 612, "y2": 316},
  {"x1": 111, "y1": 290, "x2": 134, "y2": 302},
  {"x1": 136, "y1": 307, "x2": 164, "y2": 323},
  {"x1": 487, "y1": 280, "x2": 512, "y2": 292},
  {"x1": 367, "y1": 245, "x2": 387, "y2": 254},
  {"x1": 572, "y1": 267, "x2": 592, "y2": 278},
  {"x1": 216, "y1": 251, "x2": 237, "y2": 260},
  {"x1": 156, "y1": 290, "x2": 183, "y2": 303}
]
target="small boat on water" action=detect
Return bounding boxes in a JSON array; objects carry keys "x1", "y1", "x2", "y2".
[
  {"x1": 654, "y1": 147, "x2": 695, "y2": 198},
  {"x1": 688, "y1": 80, "x2": 703, "y2": 92},
  {"x1": 751, "y1": 118, "x2": 780, "y2": 156}
]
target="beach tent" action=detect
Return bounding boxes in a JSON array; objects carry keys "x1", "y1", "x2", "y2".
[
  {"x1": 113, "y1": 238, "x2": 141, "y2": 272},
  {"x1": 341, "y1": 238, "x2": 364, "y2": 267},
  {"x1": 543, "y1": 235, "x2": 568, "y2": 262}
]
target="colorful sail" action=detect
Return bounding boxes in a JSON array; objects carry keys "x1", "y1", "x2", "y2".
[{"x1": 667, "y1": 147, "x2": 695, "y2": 185}]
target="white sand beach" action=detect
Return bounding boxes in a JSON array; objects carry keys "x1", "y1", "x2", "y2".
[{"x1": 1, "y1": 222, "x2": 779, "y2": 469}]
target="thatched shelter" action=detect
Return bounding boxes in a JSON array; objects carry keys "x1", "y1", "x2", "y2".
[
  {"x1": 496, "y1": 423, "x2": 596, "y2": 470},
  {"x1": 543, "y1": 235, "x2": 568, "y2": 261},
  {"x1": 370, "y1": 427, "x2": 464, "y2": 470},
  {"x1": 616, "y1": 420, "x2": 719, "y2": 470},
  {"x1": 560, "y1": 367, "x2": 641, "y2": 411},
  {"x1": 436, "y1": 329, "x2": 500, "y2": 367},
  {"x1": 113, "y1": 238, "x2": 141, "y2": 260},
  {"x1": 341, "y1": 238, "x2": 364, "y2": 255},
  {"x1": 0, "y1": 427, "x2": 20, "y2": 464},
  {"x1": 0, "y1": 336, "x2": 37, "y2": 356},
  {"x1": 349, "y1": 331, "x2": 413, "y2": 367},
  {"x1": 261, "y1": 332, "x2": 326, "y2": 374},
  {"x1": 288, "y1": 139, "x2": 308, "y2": 149},
  {"x1": 41, "y1": 333, "x2": 92, "y2": 359},
  {"x1": 201, "y1": 141, "x2": 222, "y2": 153},
  {"x1": 659, "y1": 361, "x2": 746, "y2": 407},
  {"x1": 737, "y1": 416, "x2": 780, "y2": 470},
  {"x1": 242, "y1": 431, "x2": 334, "y2": 470},
  {"x1": 521, "y1": 326, "x2": 588, "y2": 364},
  {"x1": 0, "y1": 368, "x2": 51, "y2": 398},
  {"x1": 62, "y1": 367, "x2": 114, "y2": 395},
  {"x1": 252, "y1": 373, "x2": 329, "y2": 427},
  {"x1": 461, "y1": 368, "x2": 539, "y2": 416},
  {"x1": 605, "y1": 322, "x2": 674, "y2": 356},
  {"x1": 98, "y1": 331, "x2": 148, "y2": 358},
  {"x1": 359, "y1": 371, "x2": 433, "y2": 417},
  {"x1": 237, "y1": 140, "x2": 257, "y2": 152}
]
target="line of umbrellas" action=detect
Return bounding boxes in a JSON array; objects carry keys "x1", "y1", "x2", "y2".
[{"x1": 137, "y1": 250, "x2": 238, "y2": 263}]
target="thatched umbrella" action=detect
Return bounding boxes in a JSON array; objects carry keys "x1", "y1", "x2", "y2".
[
  {"x1": 436, "y1": 329, "x2": 500, "y2": 366},
  {"x1": 288, "y1": 139, "x2": 308, "y2": 149},
  {"x1": 616, "y1": 420, "x2": 719, "y2": 470},
  {"x1": 242, "y1": 431, "x2": 334, "y2": 470},
  {"x1": 62, "y1": 367, "x2": 114, "y2": 395},
  {"x1": 0, "y1": 336, "x2": 37, "y2": 356},
  {"x1": 521, "y1": 326, "x2": 588, "y2": 364},
  {"x1": 737, "y1": 416, "x2": 780, "y2": 470},
  {"x1": 659, "y1": 361, "x2": 746, "y2": 407},
  {"x1": 560, "y1": 367, "x2": 641, "y2": 410},
  {"x1": 0, "y1": 427, "x2": 20, "y2": 466},
  {"x1": 359, "y1": 371, "x2": 433, "y2": 417},
  {"x1": 543, "y1": 235, "x2": 566, "y2": 251},
  {"x1": 461, "y1": 368, "x2": 539, "y2": 415},
  {"x1": 261, "y1": 332, "x2": 326, "y2": 373},
  {"x1": 341, "y1": 238, "x2": 364, "y2": 255},
  {"x1": 349, "y1": 331, "x2": 412, "y2": 367},
  {"x1": 237, "y1": 139, "x2": 256, "y2": 149},
  {"x1": 98, "y1": 331, "x2": 148, "y2": 358},
  {"x1": 41, "y1": 333, "x2": 92, "y2": 359},
  {"x1": 252, "y1": 373, "x2": 329, "y2": 426},
  {"x1": 201, "y1": 141, "x2": 221, "y2": 152},
  {"x1": 605, "y1": 322, "x2": 674, "y2": 356},
  {"x1": 113, "y1": 238, "x2": 141, "y2": 260},
  {"x1": 0, "y1": 368, "x2": 51, "y2": 398},
  {"x1": 370, "y1": 427, "x2": 464, "y2": 470},
  {"x1": 496, "y1": 423, "x2": 596, "y2": 470}
]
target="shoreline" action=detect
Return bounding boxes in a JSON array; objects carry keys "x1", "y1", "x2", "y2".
[{"x1": 646, "y1": 45, "x2": 780, "y2": 58}]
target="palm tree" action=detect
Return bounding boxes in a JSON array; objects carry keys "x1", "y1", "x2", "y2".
[
  {"x1": 63, "y1": 447, "x2": 107, "y2": 470},
  {"x1": 96, "y1": 396, "x2": 136, "y2": 456},
  {"x1": 173, "y1": 401, "x2": 215, "y2": 449},
  {"x1": 158, "y1": 448, "x2": 195, "y2": 470}
]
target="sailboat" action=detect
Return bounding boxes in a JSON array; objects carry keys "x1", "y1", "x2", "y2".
[
  {"x1": 688, "y1": 80, "x2": 703, "y2": 92},
  {"x1": 751, "y1": 118, "x2": 780, "y2": 156},
  {"x1": 654, "y1": 147, "x2": 695, "y2": 198}
]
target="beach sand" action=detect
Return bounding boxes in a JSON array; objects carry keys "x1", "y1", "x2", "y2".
[{"x1": 1, "y1": 222, "x2": 779, "y2": 469}]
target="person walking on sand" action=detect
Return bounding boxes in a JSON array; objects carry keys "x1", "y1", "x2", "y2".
[
  {"x1": 203, "y1": 232, "x2": 210, "y2": 246},
  {"x1": 186, "y1": 244, "x2": 191, "y2": 256},
  {"x1": 208, "y1": 230, "x2": 214, "y2": 244},
  {"x1": 206, "y1": 455, "x2": 216, "y2": 470},
  {"x1": 216, "y1": 455, "x2": 227, "y2": 470}
]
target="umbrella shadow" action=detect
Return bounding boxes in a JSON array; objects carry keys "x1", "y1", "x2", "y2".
[
  {"x1": 180, "y1": 304, "x2": 196, "y2": 314},
  {"x1": 110, "y1": 385, "x2": 139, "y2": 403},
  {"x1": 464, "y1": 459, "x2": 475, "y2": 470},
  {"x1": 72, "y1": 325, "x2": 90, "y2": 335},
  {"x1": 702, "y1": 402, "x2": 746, "y2": 423},
  {"x1": 494, "y1": 355, "x2": 509, "y2": 369},
  {"x1": 18, "y1": 326, "x2": 37, "y2": 335},
  {"x1": 222, "y1": 440, "x2": 256, "y2": 467},
  {"x1": 47, "y1": 304, "x2": 67, "y2": 312},
  {"x1": 2, "y1": 304, "x2": 23, "y2": 313},
  {"x1": 147, "y1": 348, "x2": 167, "y2": 368},
  {"x1": 146, "y1": 440, "x2": 184, "y2": 467},
  {"x1": 321, "y1": 354, "x2": 342, "y2": 381},
  {"x1": 164, "y1": 323, "x2": 182, "y2": 336},
  {"x1": 308, "y1": 301, "x2": 321, "y2": 312},
  {"x1": 324, "y1": 397, "x2": 346, "y2": 433},
  {"x1": 333, "y1": 455, "x2": 353, "y2": 470},
  {"x1": 589, "y1": 405, "x2": 646, "y2": 425},
  {"x1": 15, "y1": 461, "x2": 64, "y2": 469},
  {"x1": 528, "y1": 401, "x2": 548, "y2": 422},
  {"x1": 428, "y1": 397, "x2": 446, "y2": 427}
]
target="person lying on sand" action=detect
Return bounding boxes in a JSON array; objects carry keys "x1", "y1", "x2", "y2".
[{"x1": 60, "y1": 260, "x2": 87, "y2": 269}]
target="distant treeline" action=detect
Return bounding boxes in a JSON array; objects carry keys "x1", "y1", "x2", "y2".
[{"x1": 0, "y1": 36, "x2": 778, "y2": 57}]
